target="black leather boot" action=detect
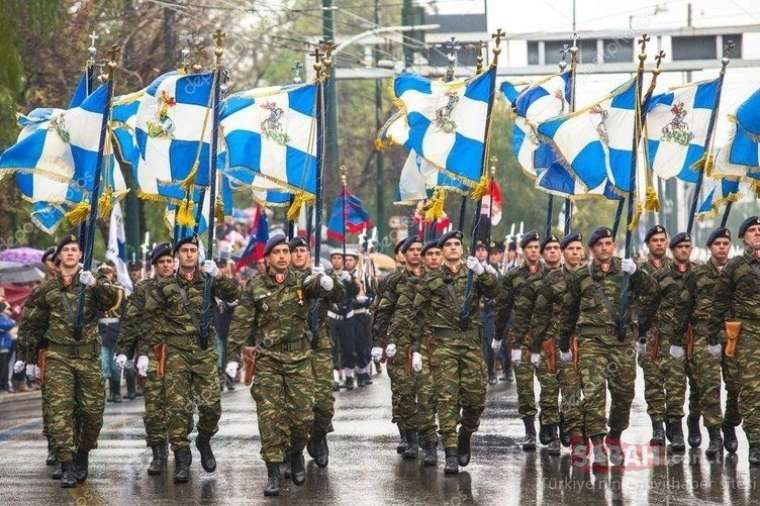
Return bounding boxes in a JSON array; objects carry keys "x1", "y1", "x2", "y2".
[
  {"x1": 173, "y1": 448, "x2": 192, "y2": 483},
  {"x1": 686, "y1": 414, "x2": 702, "y2": 448},
  {"x1": 345, "y1": 375, "x2": 354, "y2": 390},
  {"x1": 457, "y1": 427, "x2": 472, "y2": 467},
  {"x1": 422, "y1": 439, "x2": 437, "y2": 466},
  {"x1": 315, "y1": 435, "x2": 329, "y2": 468},
  {"x1": 289, "y1": 446, "x2": 306, "y2": 486},
  {"x1": 46, "y1": 436, "x2": 57, "y2": 466},
  {"x1": 443, "y1": 448, "x2": 458, "y2": 475},
  {"x1": 264, "y1": 462, "x2": 281, "y2": 496},
  {"x1": 723, "y1": 424, "x2": 738, "y2": 453},
  {"x1": 51, "y1": 462, "x2": 63, "y2": 480},
  {"x1": 546, "y1": 425, "x2": 561, "y2": 455},
  {"x1": 750, "y1": 446, "x2": 760, "y2": 466},
  {"x1": 195, "y1": 431, "x2": 216, "y2": 472},
  {"x1": 110, "y1": 378, "x2": 122, "y2": 403},
  {"x1": 73, "y1": 449, "x2": 89, "y2": 483},
  {"x1": 147, "y1": 444, "x2": 166, "y2": 475},
  {"x1": 60, "y1": 460, "x2": 77, "y2": 488},
  {"x1": 559, "y1": 414, "x2": 571, "y2": 448},
  {"x1": 650, "y1": 417, "x2": 666, "y2": 446},
  {"x1": 666, "y1": 420, "x2": 686, "y2": 453},
  {"x1": 591, "y1": 436, "x2": 608, "y2": 473},
  {"x1": 396, "y1": 425, "x2": 408, "y2": 454},
  {"x1": 539, "y1": 423, "x2": 552, "y2": 445},
  {"x1": 705, "y1": 426, "x2": 723, "y2": 459},
  {"x1": 403, "y1": 430, "x2": 419, "y2": 460},
  {"x1": 521, "y1": 417, "x2": 536, "y2": 451}
]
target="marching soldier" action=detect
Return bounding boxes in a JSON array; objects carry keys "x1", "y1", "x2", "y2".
[
  {"x1": 487, "y1": 240, "x2": 511, "y2": 383},
  {"x1": 410, "y1": 230, "x2": 497, "y2": 474},
  {"x1": 288, "y1": 237, "x2": 346, "y2": 468},
  {"x1": 116, "y1": 242, "x2": 176, "y2": 475},
  {"x1": 343, "y1": 249, "x2": 372, "y2": 387},
  {"x1": 637, "y1": 225, "x2": 687, "y2": 452},
  {"x1": 16, "y1": 234, "x2": 121, "y2": 488},
  {"x1": 327, "y1": 250, "x2": 346, "y2": 390},
  {"x1": 226, "y1": 234, "x2": 338, "y2": 496},
  {"x1": 711, "y1": 216, "x2": 760, "y2": 465},
  {"x1": 151, "y1": 234, "x2": 239, "y2": 483},
  {"x1": 560, "y1": 227, "x2": 656, "y2": 470}
]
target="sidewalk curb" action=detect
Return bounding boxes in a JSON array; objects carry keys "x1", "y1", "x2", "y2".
[{"x1": 0, "y1": 389, "x2": 42, "y2": 405}]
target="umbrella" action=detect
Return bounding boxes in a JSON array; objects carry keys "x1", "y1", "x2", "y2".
[
  {"x1": 0, "y1": 247, "x2": 44, "y2": 265},
  {"x1": 0, "y1": 261, "x2": 46, "y2": 284}
]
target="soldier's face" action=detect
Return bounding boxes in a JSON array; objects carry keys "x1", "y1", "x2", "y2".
[
  {"x1": 129, "y1": 269, "x2": 142, "y2": 283},
  {"x1": 475, "y1": 246, "x2": 488, "y2": 261},
  {"x1": 442, "y1": 239, "x2": 463, "y2": 261},
  {"x1": 344, "y1": 256, "x2": 357, "y2": 270},
  {"x1": 647, "y1": 233, "x2": 668, "y2": 258},
  {"x1": 155, "y1": 256, "x2": 175, "y2": 278},
  {"x1": 592, "y1": 238, "x2": 615, "y2": 262},
  {"x1": 672, "y1": 242, "x2": 692, "y2": 263},
  {"x1": 291, "y1": 246, "x2": 310, "y2": 269},
  {"x1": 330, "y1": 255, "x2": 344, "y2": 270},
  {"x1": 562, "y1": 242, "x2": 584, "y2": 267},
  {"x1": 268, "y1": 244, "x2": 291, "y2": 272},
  {"x1": 744, "y1": 224, "x2": 760, "y2": 250},
  {"x1": 710, "y1": 238, "x2": 731, "y2": 262},
  {"x1": 542, "y1": 243, "x2": 561, "y2": 264},
  {"x1": 489, "y1": 251, "x2": 503, "y2": 265},
  {"x1": 59, "y1": 244, "x2": 82, "y2": 269},
  {"x1": 403, "y1": 243, "x2": 423, "y2": 267},
  {"x1": 424, "y1": 248, "x2": 443, "y2": 269},
  {"x1": 177, "y1": 244, "x2": 199, "y2": 269},
  {"x1": 523, "y1": 242, "x2": 540, "y2": 263}
]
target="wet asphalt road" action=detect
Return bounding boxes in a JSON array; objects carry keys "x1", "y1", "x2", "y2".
[{"x1": 1, "y1": 372, "x2": 760, "y2": 505}]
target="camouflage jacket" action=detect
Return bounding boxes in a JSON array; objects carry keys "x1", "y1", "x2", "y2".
[
  {"x1": 117, "y1": 277, "x2": 165, "y2": 358},
  {"x1": 683, "y1": 258, "x2": 724, "y2": 346},
  {"x1": 298, "y1": 267, "x2": 344, "y2": 351},
  {"x1": 386, "y1": 269, "x2": 426, "y2": 349},
  {"x1": 494, "y1": 263, "x2": 541, "y2": 344},
  {"x1": 710, "y1": 248, "x2": 760, "y2": 338},
  {"x1": 227, "y1": 268, "x2": 335, "y2": 360},
  {"x1": 560, "y1": 257, "x2": 656, "y2": 347},
  {"x1": 410, "y1": 263, "x2": 497, "y2": 344},
  {"x1": 655, "y1": 261, "x2": 697, "y2": 347},
  {"x1": 16, "y1": 285, "x2": 47, "y2": 362},
  {"x1": 372, "y1": 269, "x2": 406, "y2": 347},
  {"x1": 639, "y1": 258, "x2": 675, "y2": 332},
  {"x1": 531, "y1": 265, "x2": 577, "y2": 352},
  {"x1": 20, "y1": 270, "x2": 121, "y2": 349},
  {"x1": 153, "y1": 270, "x2": 239, "y2": 351}
]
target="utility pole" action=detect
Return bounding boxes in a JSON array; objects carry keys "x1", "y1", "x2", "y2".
[
  {"x1": 323, "y1": 0, "x2": 339, "y2": 183},
  {"x1": 401, "y1": 0, "x2": 415, "y2": 68},
  {"x1": 374, "y1": 0, "x2": 386, "y2": 243}
]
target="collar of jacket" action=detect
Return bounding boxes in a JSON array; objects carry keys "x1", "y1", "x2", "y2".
[
  {"x1": 263, "y1": 268, "x2": 297, "y2": 288},
  {"x1": 590, "y1": 257, "x2": 621, "y2": 276},
  {"x1": 743, "y1": 247, "x2": 760, "y2": 264}
]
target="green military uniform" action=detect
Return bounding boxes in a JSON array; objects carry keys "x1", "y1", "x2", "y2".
[
  {"x1": 22, "y1": 270, "x2": 120, "y2": 464},
  {"x1": 373, "y1": 269, "x2": 405, "y2": 431}
]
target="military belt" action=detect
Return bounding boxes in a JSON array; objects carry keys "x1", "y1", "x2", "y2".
[
  {"x1": 353, "y1": 308, "x2": 370, "y2": 316},
  {"x1": 432, "y1": 327, "x2": 478, "y2": 340},
  {"x1": 578, "y1": 325, "x2": 617, "y2": 337},
  {"x1": 263, "y1": 338, "x2": 310, "y2": 353},
  {"x1": 48, "y1": 341, "x2": 100, "y2": 358}
]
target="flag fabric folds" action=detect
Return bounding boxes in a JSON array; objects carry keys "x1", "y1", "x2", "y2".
[
  {"x1": 480, "y1": 179, "x2": 503, "y2": 225},
  {"x1": 236, "y1": 205, "x2": 269, "y2": 268},
  {"x1": 729, "y1": 88, "x2": 760, "y2": 167},
  {"x1": 645, "y1": 79, "x2": 719, "y2": 182},
  {"x1": 327, "y1": 190, "x2": 372, "y2": 241},
  {"x1": 535, "y1": 161, "x2": 622, "y2": 200},
  {"x1": 697, "y1": 178, "x2": 740, "y2": 218},
  {"x1": 395, "y1": 151, "x2": 468, "y2": 205},
  {"x1": 106, "y1": 202, "x2": 134, "y2": 293}
]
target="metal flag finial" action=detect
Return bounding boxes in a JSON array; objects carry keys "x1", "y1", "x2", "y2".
[
  {"x1": 491, "y1": 28, "x2": 505, "y2": 66},
  {"x1": 213, "y1": 29, "x2": 225, "y2": 67}
]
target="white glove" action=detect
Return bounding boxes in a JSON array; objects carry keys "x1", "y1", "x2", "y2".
[
  {"x1": 669, "y1": 345, "x2": 685, "y2": 359},
  {"x1": 412, "y1": 352, "x2": 423, "y2": 372},
  {"x1": 707, "y1": 343, "x2": 722, "y2": 358},
  {"x1": 560, "y1": 350, "x2": 572, "y2": 363},
  {"x1": 225, "y1": 361, "x2": 239, "y2": 378},
  {"x1": 312, "y1": 265, "x2": 325, "y2": 276},
  {"x1": 491, "y1": 339, "x2": 501, "y2": 352},
  {"x1": 531, "y1": 353, "x2": 541, "y2": 367},
  {"x1": 13, "y1": 360, "x2": 25, "y2": 374},
  {"x1": 466, "y1": 256, "x2": 485, "y2": 275},
  {"x1": 136, "y1": 355, "x2": 149, "y2": 377},
  {"x1": 339, "y1": 270, "x2": 352, "y2": 282},
  {"x1": 385, "y1": 343, "x2": 397, "y2": 358},
  {"x1": 636, "y1": 341, "x2": 646, "y2": 355},
  {"x1": 621, "y1": 258, "x2": 637, "y2": 275},
  {"x1": 304, "y1": 266, "x2": 325, "y2": 285},
  {"x1": 79, "y1": 270, "x2": 96, "y2": 287},
  {"x1": 511, "y1": 349, "x2": 522, "y2": 363},
  {"x1": 115, "y1": 354, "x2": 128, "y2": 368},
  {"x1": 202, "y1": 260, "x2": 219, "y2": 277},
  {"x1": 320, "y1": 274, "x2": 334, "y2": 291},
  {"x1": 371, "y1": 346, "x2": 383, "y2": 361},
  {"x1": 356, "y1": 294, "x2": 368, "y2": 303},
  {"x1": 25, "y1": 364, "x2": 36, "y2": 380},
  {"x1": 484, "y1": 263, "x2": 497, "y2": 276}
]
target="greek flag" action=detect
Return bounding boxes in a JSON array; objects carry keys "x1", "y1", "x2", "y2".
[
  {"x1": 536, "y1": 161, "x2": 621, "y2": 200},
  {"x1": 132, "y1": 72, "x2": 214, "y2": 200},
  {"x1": 106, "y1": 202, "x2": 133, "y2": 293},
  {"x1": 538, "y1": 78, "x2": 638, "y2": 193},
  {"x1": 729, "y1": 88, "x2": 760, "y2": 167},
  {"x1": 712, "y1": 134, "x2": 760, "y2": 181},
  {"x1": 396, "y1": 151, "x2": 469, "y2": 205},
  {"x1": 393, "y1": 68, "x2": 494, "y2": 185},
  {"x1": 697, "y1": 178, "x2": 740, "y2": 218},
  {"x1": 220, "y1": 83, "x2": 318, "y2": 195},
  {"x1": 110, "y1": 91, "x2": 141, "y2": 169},
  {"x1": 645, "y1": 79, "x2": 719, "y2": 182}
]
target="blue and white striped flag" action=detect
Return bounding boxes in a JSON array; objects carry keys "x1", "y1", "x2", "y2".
[
  {"x1": 106, "y1": 202, "x2": 133, "y2": 293},
  {"x1": 536, "y1": 162, "x2": 622, "y2": 200},
  {"x1": 220, "y1": 83, "x2": 318, "y2": 196},
  {"x1": 646, "y1": 79, "x2": 719, "y2": 182},
  {"x1": 729, "y1": 87, "x2": 760, "y2": 167},
  {"x1": 697, "y1": 178, "x2": 740, "y2": 218},
  {"x1": 712, "y1": 133, "x2": 760, "y2": 181},
  {"x1": 393, "y1": 69, "x2": 494, "y2": 186},
  {"x1": 538, "y1": 78, "x2": 638, "y2": 193}
]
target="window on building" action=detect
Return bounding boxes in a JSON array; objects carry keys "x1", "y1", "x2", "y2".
[
  {"x1": 527, "y1": 41, "x2": 539, "y2": 65},
  {"x1": 671, "y1": 35, "x2": 717, "y2": 60},
  {"x1": 603, "y1": 38, "x2": 634, "y2": 63},
  {"x1": 723, "y1": 34, "x2": 743, "y2": 58},
  {"x1": 545, "y1": 39, "x2": 598, "y2": 65}
]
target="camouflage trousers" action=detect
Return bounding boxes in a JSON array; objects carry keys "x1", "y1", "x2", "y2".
[
  {"x1": 41, "y1": 380, "x2": 52, "y2": 436},
  {"x1": 579, "y1": 336, "x2": 636, "y2": 438},
  {"x1": 252, "y1": 351, "x2": 315, "y2": 463},
  {"x1": 388, "y1": 344, "x2": 437, "y2": 443},
  {"x1": 311, "y1": 341, "x2": 336, "y2": 437},
  {"x1": 430, "y1": 335, "x2": 486, "y2": 449},
  {"x1": 46, "y1": 352, "x2": 105, "y2": 463},
  {"x1": 513, "y1": 347, "x2": 537, "y2": 419},
  {"x1": 165, "y1": 345, "x2": 221, "y2": 451},
  {"x1": 143, "y1": 359, "x2": 168, "y2": 447},
  {"x1": 684, "y1": 333, "x2": 723, "y2": 428},
  {"x1": 387, "y1": 356, "x2": 402, "y2": 425},
  {"x1": 723, "y1": 350, "x2": 741, "y2": 428},
  {"x1": 734, "y1": 332, "x2": 760, "y2": 445},
  {"x1": 537, "y1": 340, "x2": 583, "y2": 434},
  {"x1": 637, "y1": 330, "x2": 686, "y2": 422}
]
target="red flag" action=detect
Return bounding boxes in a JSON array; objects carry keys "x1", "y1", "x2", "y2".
[{"x1": 481, "y1": 180, "x2": 503, "y2": 225}]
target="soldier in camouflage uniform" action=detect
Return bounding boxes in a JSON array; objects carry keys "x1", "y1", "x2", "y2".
[
  {"x1": 226, "y1": 234, "x2": 338, "y2": 496},
  {"x1": 288, "y1": 237, "x2": 345, "y2": 468},
  {"x1": 710, "y1": 216, "x2": 760, "y2": 465},
  {"x1": 636, "y1": 225, "x2": 687, "y2": 452},
  {"x1": 494, "y1": 230, "x2": 543, "y2": 452},
  {"x1": 17, "y1": 234, "x2": 120, "y2": 488},
  {"x1": 560, "y1": 227, "x2": 656, "y2": 470},
  {"x1": 409, "y1": 230, "x2": 497, "y2": 475},
  {"x1": 150, "y1": 234, "x2": 239, "y2": 483},
  {"x1": 116, "y1": 242, "x2": 175, "y2": 475}
]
